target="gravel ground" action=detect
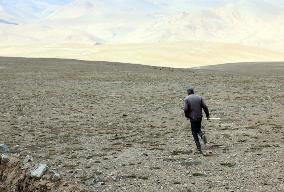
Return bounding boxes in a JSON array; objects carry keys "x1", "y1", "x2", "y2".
[{"x1": 0, "y1": 57, "x2": 283, "y2": 192}]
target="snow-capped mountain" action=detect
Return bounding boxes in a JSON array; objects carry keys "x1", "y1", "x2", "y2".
[
  {"x1": 119, "y1": 1, "x2": 284, "y2": 51},
  {"x1": 43, "y1": 0, "x2": 161, "y2": 42},
  {"x1": 0, "y1": 0, "x2": 283, "y2": 51}
]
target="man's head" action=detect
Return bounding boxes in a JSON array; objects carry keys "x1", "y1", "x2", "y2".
[{"x1": 187, "y1": 86, "x2": 194, "y2": 95}]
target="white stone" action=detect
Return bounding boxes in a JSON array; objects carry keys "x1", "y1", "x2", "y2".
[{"x1": 31, "y1": 163, "x2": 48, "y2": 178}]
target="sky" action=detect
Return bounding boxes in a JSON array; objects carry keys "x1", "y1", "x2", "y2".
[
  {"x1": 40, "y1": 0, "x2": 284, "y2": 7},
  {"x1": 1, "y1": 0, "x2": 283, "y2": 23},
  {"x1": 0, "y1": 0, "x2": 71, "y2": 5},
  {"x1": 43, "y1": 0, "x2": 72, "y2": 5},
  {"x1": 1, "y1": 0, "x2": 284, "y2": 16}
]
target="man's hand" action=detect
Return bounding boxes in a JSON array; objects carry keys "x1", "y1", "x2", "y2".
[{"x1": 207, "y1": 116, "x2": 210, "y2": 120}]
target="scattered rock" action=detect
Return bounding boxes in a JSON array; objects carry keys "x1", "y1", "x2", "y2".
[
  {"x1": 192, "y1": 172, "x2": 206, "y2": 177},
  {"x1": 24, "y1": 155, "x2": 33, "y2": 164},
  {"x1": 13, "y1": 144, "x2": 20, "y2": 152},
  {"x1": 1, "y1": 153, "x2": 9, "y2": 163},
  {"x1": 220, "y1": 162, "x2": 236, "y2": 167},
  {"x1": 203, "y1": 151, "x2": 213, "y2": 156},
  {"x1": 171, "y1": 150, "x2": 193, "y2": 156},
  {"x1": 31, "y1": 163, "x2": 49, "y2": 179},
  {"x1": 98, "y1": 181, "x2": 106, "y2": 185},
  {"x1": 0, "y1": 144, "x2": 9, "y2": 153},
  {"x1": 50, "y1": 170, "x2": 61, "y2": 181},
  {"x1": 106, "y1": 171, "x2": 119, "y2": 182},
  {"x1": 138, "y1": 176, "x2": 149, "y2": 180},
  {"x1": 142, "y1": 153, "x2": 148, "y2": 156},
  {"x1": 23, "y1": 155, "x2": 33, "y2": 169},
  {"x1": 0, "y1": 144, "x2": 9, "y2": 164},
  {"x1": 84, "y1": 178, "x2": 96, "y2": 186},
  {"x1": 180, "y1": 159, "x2": 201, "y2": 166}
]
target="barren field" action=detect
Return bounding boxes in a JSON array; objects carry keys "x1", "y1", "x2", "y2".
[{"x1": 0, "y1": 57, "x2": 283, "y2": 191}]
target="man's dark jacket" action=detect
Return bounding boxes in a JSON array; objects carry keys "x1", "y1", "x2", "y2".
[{"x1": 184, "y1": 94, "x2": 209, "y2": 122}]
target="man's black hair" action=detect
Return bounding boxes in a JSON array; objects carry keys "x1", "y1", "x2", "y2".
[{"x1": 187, "y1": 86, "x2": 194, "y2": 94}]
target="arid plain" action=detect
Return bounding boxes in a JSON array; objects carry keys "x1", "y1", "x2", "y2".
[{"x1": 0, "y1": 57, "x2": 283, "y2": 191}]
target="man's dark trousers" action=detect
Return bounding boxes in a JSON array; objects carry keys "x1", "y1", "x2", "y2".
[{"x1": 190, "y1": 120, "x2": 203, "y2": 151}]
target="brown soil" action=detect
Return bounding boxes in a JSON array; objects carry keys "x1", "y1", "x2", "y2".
[
  {"x1": 0, "y1": 57, "x2": 283, "y2": 191},
  {"x1": 0, "y1": 156, "x2": 86, "y2": 192}
]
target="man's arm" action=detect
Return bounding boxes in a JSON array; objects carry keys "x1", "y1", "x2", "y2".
[
  {"x1": 184, "y1": 99, "x2": 190, "y2": 118},
  {"x1": 201, "y1": 98, "x2": 210, "y2": 119}
]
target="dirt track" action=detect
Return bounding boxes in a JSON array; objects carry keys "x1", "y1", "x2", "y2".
[{"x1": 0, "y1": 57, "x2": 283, "y2": 191}]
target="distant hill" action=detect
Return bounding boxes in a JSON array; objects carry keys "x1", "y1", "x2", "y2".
[
  {"x1": 119, "y1": 2, "x2": 284, "y2": 51},
  {"x1": 1, "y1": 41, "x2": 284, "y2": 68},
  {"x1": 0, "y1": 0, "x2": 283, "y2": 67}
]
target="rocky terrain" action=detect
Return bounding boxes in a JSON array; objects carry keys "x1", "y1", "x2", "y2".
[{"x1": 0, "y1": 57, "x2": 283, "y2": 191}]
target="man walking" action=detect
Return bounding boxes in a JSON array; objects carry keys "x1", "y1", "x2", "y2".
[{"x1": 184, "y1": 87, "x2": 210, "y2": 154}]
